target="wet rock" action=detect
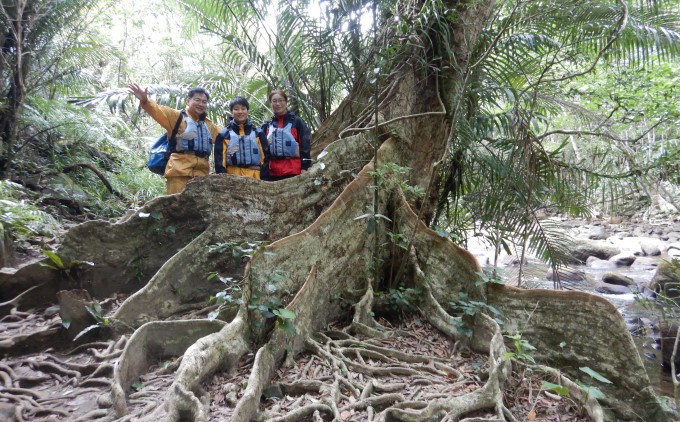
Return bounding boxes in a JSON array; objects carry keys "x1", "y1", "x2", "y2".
[
  {"x1": 631, "y1": 256, "x2": 662, "y2": 270},
  {"x1": 602, "y1": 272, "x2": 635, "y2": 287},
  {"x1": 594, "y1": 282, "x2": 631, "y2": 295},
  {"x1": 609, "y1": 253, "x2": 636, "y2": 267},
  {"x1": 665, "y1": 232, "x2": 680, "y2": 242},
  {"x1": 647, "y1": 260, "x2": 680, "y2": 297},
  {"x1": 41, "y1": 173, "x2": 90, "y2": 203},
  {"x1": 587, "y1": 225, "x2": 608, "y2": 240},
  {"x1": 586, "y1": 257, "x2": 616, "y2": 269},
  {"x1": 569, "y1": 239, "x2": 620, "y2": 264},
  {"x1": 44, "y1": 304, "x2": 61, "y2": 318},
  {"x1": 545, "y1": 268, "x2": 588, "y2": 281},
  {"x1": 640, "y1": 240, "x2": 661, "y2": 256},
  {"x1": 668, "y1": 242, "x2": 680, "y2": 258},
  {"x1": 499, "y1": 254, "x2": 527, "y2": 267}
]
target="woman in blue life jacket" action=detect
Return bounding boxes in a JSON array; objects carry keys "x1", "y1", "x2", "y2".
[
  {"x1": 214, "y1": 97, "x2": 268, "y2": 180},
  {"x1": 129, "y1": 83, "x2": 220, "y2": 194},
  {"x1": 261, "y1": 90, "x2": 311, "y2": 181}
]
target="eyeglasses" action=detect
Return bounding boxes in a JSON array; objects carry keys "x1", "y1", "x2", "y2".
[
  {"x1": 191, "y1": 99, "x2": 209, "y2": 105},
  {"x1": 271, "y1": 99, "x2": 286, "y2": 104}
]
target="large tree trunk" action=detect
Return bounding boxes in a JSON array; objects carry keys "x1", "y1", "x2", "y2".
[
  {"x1": 0, "y1": 0, "x2": 30, "y2": 179},
  {"x1": 0, "y1": 1, "x2": 672, "y2": 421}
]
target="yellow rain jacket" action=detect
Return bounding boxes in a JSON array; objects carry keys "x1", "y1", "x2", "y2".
[{"x1": 141, "y1": 99, "x2": 220, "y2": 193}]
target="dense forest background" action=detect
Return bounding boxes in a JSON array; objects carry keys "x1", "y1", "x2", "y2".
[{"x1": 1, "y1": 0, "x2": 678, "y2": 250}]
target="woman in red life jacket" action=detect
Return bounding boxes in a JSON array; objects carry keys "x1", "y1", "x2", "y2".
[{"x1": 261, "y1": 90, "x2": 311, "y2": 181}]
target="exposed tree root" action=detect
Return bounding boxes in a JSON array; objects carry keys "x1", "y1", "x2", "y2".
[
  {"x1": 531, "y1": 364, "x2": 604, "y2": 421},
  {"x1": 0, "y1": 313, "x2": 61, "y2": 353},
  {"x1": 111, "y1": 319, "x2": 226, "y2": 417},
  {"x1": 112, "y1": 230, "x2": 223, "y2": 327},
  {"x1": 486, "y1": 283, "x2": 671, "y2": 420},
  {"x1": 243, "y1": 316, "x2": 597, "y2": 422},
  {"x1": 0, "y1": 340, "x2": 125, "y2": 421},
  {"x1": 0, "y1": 283, "x2": 44, "y2": 316}
]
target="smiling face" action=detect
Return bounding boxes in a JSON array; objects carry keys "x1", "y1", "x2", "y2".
[
  {"x1": 231, "y1": 104, "x2": 249, "y2": 125},
  {"x1": 187, "y1": 93, "x2": 209, "y2": 116},
  {"x1": 270, "y1": 93, "x2": 288, "y2": 117}
]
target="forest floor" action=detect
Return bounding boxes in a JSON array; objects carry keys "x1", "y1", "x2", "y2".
[{"x1": 0, "y1": 311, "x2": 592, "y2": 421}]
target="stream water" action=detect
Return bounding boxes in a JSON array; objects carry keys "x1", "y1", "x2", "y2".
[
  {"x1": 468, "y1": 237, "x2": 677, "y2": 398},
  {"x1": 578, "y1": 265, "x2": 674, "y2": 397}
]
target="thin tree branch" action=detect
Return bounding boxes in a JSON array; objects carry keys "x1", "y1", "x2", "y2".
[{"x1": 61, "y1": 163, "x2": 124, "y2": 199}]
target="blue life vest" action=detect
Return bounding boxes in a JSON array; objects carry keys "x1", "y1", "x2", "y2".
[
  {"x1": 226, "y1": 128, "x2": 261, "y2": 168},
  {"x1": 176, "y1": 115, "x2": 212, "y2": 157},
  {"x1": 267, "y1": 122, "x2": 300, "y2": 158}
]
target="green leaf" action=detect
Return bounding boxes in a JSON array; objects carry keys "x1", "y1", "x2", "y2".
[
  {"x1": 579, "y1": 367, "x2": 612, "y2": 384},
  {"x1": 578, "y1": 382, "x2": 605, "y2": 399},
  {"x1": 367, "y1": 217, "x2": 376, "y2": 234},
  {"x1": 273, "y1": 308, "x2": 296, "y2": 320},
  {"x1": 280, "y1": 318, "x2": 296, "y2": 334},
  {"x1": 131, "y1": 381, "x2": 143, "y2": 391},
  {"x1": 150, "y1": 211, "x2": 162, "y2": 220},
  {"x1": 541, "y1": 381, "x2": 570, "y2": 397},
  {"x1": 85, "y1": 304, "x2": 103, "y2": 323},
  {"x1": 42, "y1": 250, "x2": 64, "y2": 269},
  {"x1": 435, "y1": 228, "x2": 450, "y2": 238}
]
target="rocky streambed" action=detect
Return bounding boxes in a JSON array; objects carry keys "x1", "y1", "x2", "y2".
[{"x1": 466, "y1": 217, "x2": 680, "y2": 396}]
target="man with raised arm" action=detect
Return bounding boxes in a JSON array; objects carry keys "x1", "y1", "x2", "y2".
[{"x1": 129, "y1": 84, "x2": 220, "y2": 194}]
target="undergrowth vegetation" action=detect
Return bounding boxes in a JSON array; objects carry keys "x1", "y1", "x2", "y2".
[{"x1": 1, "y1": 97, "x2": 164, "y2": 244}]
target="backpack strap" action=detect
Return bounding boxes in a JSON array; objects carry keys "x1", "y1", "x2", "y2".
[{"x1": 167, "y1": 110, "x2": 186, "y2": 154}]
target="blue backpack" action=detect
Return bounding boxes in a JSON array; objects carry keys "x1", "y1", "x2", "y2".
[{"x1": 146, "y1": 112, "x2": 185, "y2": 175}]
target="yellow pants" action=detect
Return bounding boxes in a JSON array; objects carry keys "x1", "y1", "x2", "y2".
[
  {"x1": 166, "y1": 176, "x2": 192, "y2": 194},
  {"x1": 164, "y1": 153, "x2": 210, "y2": 194}
]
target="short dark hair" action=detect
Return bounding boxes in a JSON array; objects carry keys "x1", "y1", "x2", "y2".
[
  {"x1": 268, "y1": 89, "x2": 288, "y2": 103},
  {"x1": 229, "y1": 96, "x2": 250, "y2": 111},
  {"x1": 187, "y1": 87, "x2": 210, "y2": 101}
]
